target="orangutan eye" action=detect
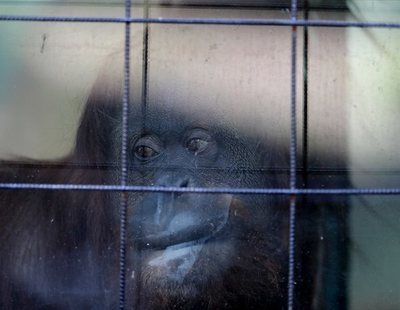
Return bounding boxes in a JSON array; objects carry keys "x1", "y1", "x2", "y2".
[
  {"x1": 134, "y1": 145, "x2": 158, "y2": 160},
  {"x1": 186, "y1": 138, "x2": 209, "y2": 154},
  {"x1": 133, "y1": 136, "x2": 161, "y2": 161}
]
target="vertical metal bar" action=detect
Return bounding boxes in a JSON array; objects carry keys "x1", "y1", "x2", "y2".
[
  {"x1": 288, "y1": 196, "x2": 297, "y2": 310},
  {"x1": 288, "y1": 0, "x2": 298, "y2": 309},
  {"x1": 289, "y1": 0, "x2": 298, "y2": 188},
  {"x1": 302, "y1": 0, "x2": 309, "y2": 188},
  {"x1": 119, "y1": 0, "x2": 131, "y2": 309},
  {"x1": 141, "y1": 0, "x2": 150, "y2": 128}
]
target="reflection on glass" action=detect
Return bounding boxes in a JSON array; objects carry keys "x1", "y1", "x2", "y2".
[{"x1": 0, "y1": 1, "x2": 399, "y2": 309}]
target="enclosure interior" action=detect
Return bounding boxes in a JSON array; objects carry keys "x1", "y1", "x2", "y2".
[{"x1": 0, "y1": 0, "x2": 400, "y2": 309}]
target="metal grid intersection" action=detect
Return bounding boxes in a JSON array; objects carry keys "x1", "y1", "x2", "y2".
[{"x1": 1, "y1": 1, "x2": 400, "y2": 310}]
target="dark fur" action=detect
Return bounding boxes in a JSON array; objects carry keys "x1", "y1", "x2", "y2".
[{"x1": 0, "y1": 73, "x2": 348, "y2": 309}]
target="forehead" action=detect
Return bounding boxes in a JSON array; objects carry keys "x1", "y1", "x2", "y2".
[{"x1": 128, "y1": 104, "x2": 229, "y2": 136}]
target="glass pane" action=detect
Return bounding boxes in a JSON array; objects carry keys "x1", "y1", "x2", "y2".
[
  {"x1": 147, "y1": 5, "x2": 292, "y2": 20},
  {"x1": 0, "y1": 21, "x2": 146, "y2": 184},
  {"x1": 347, "y1": 0, "x2": 400, "y2": 23},
  {"x1": 307, "y1": 2, "x2": 400, "y2": 309},
  {"x1": 0, "y1": 189, "x2": 120, "y2": 308},
  {"x1": 350, "y1": 197, "x2": 400, "y2": 310},
  {"x1": 0, "y1": 1, "x2": 399, "y2": 309},
  {"x1": 132, "y1": 20, "x2": 292, "y2": 187},
  {"x1": 0, "y1": 1, "x2": 124, "y2": 17}
]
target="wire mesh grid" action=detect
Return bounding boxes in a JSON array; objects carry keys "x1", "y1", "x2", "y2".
[{"x1": 0, "y1": 1, "x2": 400, "y2": 309}]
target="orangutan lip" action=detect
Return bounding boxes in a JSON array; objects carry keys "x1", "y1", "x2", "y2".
[
  {"x1": 136, "y1": 215, "x2": 229, "y2": 250},
  {"x1": 136, "y1": 227, "x2": 211, "y2": 250}
]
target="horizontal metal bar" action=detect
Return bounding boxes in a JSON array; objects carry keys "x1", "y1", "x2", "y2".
[
  {"x1": 0, "y1": 15, "x2": 399, "y2": 28},
  {"x1": 0, "y1": 182, "x2": 399, "y2": 195},
  {"x1": 3, "y1": 162, "x2": 400, "y2": 175},
  {"x1": 0, "y1": 0, "x2": 348, "y2": 10}
]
